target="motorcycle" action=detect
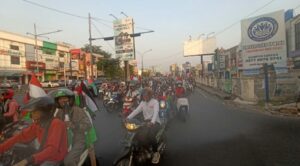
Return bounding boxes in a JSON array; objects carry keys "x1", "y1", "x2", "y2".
[
  {"x1": 176, "y1": 97, "x2": 189, "y2": 122},
  {"x1": 113, "y1": 119, "x2": 166, "y2": 166},
  {"x1": 158, "y1": 94, "x2": 170, "y2": 125},
  {"x1": 0, "y1": 121, "x2": 33, "y2": 166},
  {"x1": 103, "y1": 91, "x2": 123, "y2": 113}
]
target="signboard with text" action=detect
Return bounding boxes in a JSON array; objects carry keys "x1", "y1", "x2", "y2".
[
  {"x1": 26, "y1": 61, "x2": 46, "y2": 70},
  {"x1": 241, "y1": 10, "x2": 287, "y2": 70},
  {"x1": 113, "y1": 17, "x2": 134, "y2": 61}
]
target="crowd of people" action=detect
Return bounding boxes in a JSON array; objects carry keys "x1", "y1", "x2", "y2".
[{"x1": 0, "y1": 75, "x2": 195, "y2": 165}]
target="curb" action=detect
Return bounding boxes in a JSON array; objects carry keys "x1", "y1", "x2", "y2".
[{"x1": 195, "y1": 83, "x2": 232, "y2": 100}]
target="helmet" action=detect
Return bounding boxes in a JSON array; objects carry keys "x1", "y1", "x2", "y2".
[
  {"x1": 50, "y1": 88, "x2": 75, "y2": 108},
  {"x1": 22, "y1": 96, "x2": 55, "y2": 121},
  {"x1": 3, "y1": 89, "x2": 14, "y2": 100}
]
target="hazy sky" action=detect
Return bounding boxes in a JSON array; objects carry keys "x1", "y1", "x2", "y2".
[{"x1": 1, "y1": 0, "x2": 300, "y2": 72}]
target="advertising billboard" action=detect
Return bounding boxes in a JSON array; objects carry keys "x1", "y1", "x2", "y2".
[
  {"x1": 241, "y1": 10, "x2": 287, "y2": 70},
  {"x1": 113, "y1": 17, "x2": 135, "y2": 61},
  {"x1": 183, "y1": 36, "x2": 216, "y2": 57}
]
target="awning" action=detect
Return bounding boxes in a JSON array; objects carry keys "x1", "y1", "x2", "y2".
[{"x1": 0, "y1": 70, "x2": 25, "y2": 76}]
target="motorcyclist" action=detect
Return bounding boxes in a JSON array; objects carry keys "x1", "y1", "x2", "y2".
[
  {"x1": 127, "y1": 87, "x2": 162, "y2": 164},
  {"x1": 175, "y1": 81, "x2": 185, "y2": 98},
  {"x1": 0, "y1": 96, "x2": 68, "y2": 166},
  {"x1": 1, "y1": 89, "x2": 19, "y2": 123},
  {"x1": 53, "y1": 89, "x2": 92, "y2": 166},
  {"x1": 126, "y1": 81, "x2": 140, "y2": 104}
]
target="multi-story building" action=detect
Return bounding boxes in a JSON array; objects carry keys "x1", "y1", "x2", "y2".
[{"x1": 0, "y1": 30, "x2": 73, "y2": 84}]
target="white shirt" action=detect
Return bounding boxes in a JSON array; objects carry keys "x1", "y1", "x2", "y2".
[
  {"x1": 127, "y1": 98, "x2": 161, "y2": 124},
  {"x1": 126, "y1": 89, "x2": 139, "y2": 98}
]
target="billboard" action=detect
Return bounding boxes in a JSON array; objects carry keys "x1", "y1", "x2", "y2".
[
  {"x1": 241, "y1": 10, "x2": 287, "y2": 70},
  {"x1": 113, "y1": 17, "x2": 135, "y2": 61},
  {"x1": 183, "y1": 36, "x2": 216, "y2": 57}
]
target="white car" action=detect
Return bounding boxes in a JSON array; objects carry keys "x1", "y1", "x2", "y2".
[{"x1": 41, "y1": 81, "x2": 60, "y2": 88}]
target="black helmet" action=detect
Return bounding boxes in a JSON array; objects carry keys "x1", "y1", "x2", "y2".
[
  {"x1": 49, "y1": 88, "x2": 75, "y2": 108},
  {"x1": 22, "y1": 96, "x2": 55, "y2": 121}
]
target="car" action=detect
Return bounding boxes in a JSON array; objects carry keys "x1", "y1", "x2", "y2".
[
  {"x1": 41, "y1": 80, "x2": 60, "y2": 88},
  {"x1": 0, "y1": 80, "x2": 18, "y2": 89},
  {"x1": 52, "y1": 80, "x2": 66, "y2": 87}
]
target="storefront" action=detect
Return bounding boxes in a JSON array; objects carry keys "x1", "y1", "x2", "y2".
[
  {"x1": 45, "y1": 70, "x2": 58, "y2": 81},
  {"x1": 25, "y1": 61, "x2": 46, "y2": 82}
]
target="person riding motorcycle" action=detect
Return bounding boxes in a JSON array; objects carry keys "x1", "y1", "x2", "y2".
[
  {"x1": 127, "y1": 87, "x2": 162, "y2": 164},
  {"x1": 1, "y1": 89, "x2": 19, "y2": 123},
  {"x1": 175, "y1": 81, "x2": 185, "y2": 98},
  {"x1": 126, "y1": 81, "x2": 140, "y2": 105},
  {"x1": 0, "y1": 96, "x2": 68, "y2": 166},
  {"x1": 53, "y1": 89, "x2": 92, "y2": 166}
]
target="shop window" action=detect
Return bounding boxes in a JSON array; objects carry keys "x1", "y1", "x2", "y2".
[
  {"x1": 10, "y1": 45, "x2": 19, "y2": 50},
  {"x1": 11, "y1": 56, "x2": 20, "y2": 65},
  {"x1": 59, "y1": 62, "x2": 64, "y2": 68},
  {"x1": 59, "y1": 51, "x2": 65, "y2": 58}
]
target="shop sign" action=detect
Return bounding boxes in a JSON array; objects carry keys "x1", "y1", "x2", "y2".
[
  {"x1": 0, "y1": 49, "x2": 22, "y2": 56},
  {"x1": 26, "y1": 61, "x2": 46, "y2": 70},
  {"x1": 45, "y1": 70, "x2": 57, "y2": 74}
]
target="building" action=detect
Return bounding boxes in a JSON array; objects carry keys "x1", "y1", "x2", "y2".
[
  {"x1": 286, "y1": 13, "x2": 300, "y2": 68},
  {"x1": 69, "y1": 48, "x2": 104, "y2": 80},
  {"x1": 0, "y1": 30, "x2": 72, "y2": 84}
]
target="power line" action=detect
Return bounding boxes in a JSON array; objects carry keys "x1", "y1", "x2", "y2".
[
  {"x1": 91, "y1": 22, "x2": 115, "y2": 52},
  {"x1": 215, "y1": 0, "x2": 276, "y2": 36},
  {"x1": 23, "y1": 0, "x2": 88, "y2": 19},
  {"x1": 161, "y1": 0, "x2": 278, "y2": 65}
]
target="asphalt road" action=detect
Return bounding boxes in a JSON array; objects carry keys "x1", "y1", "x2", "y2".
[{"x1": 14, "y1": 88, "x2": 300, "y2": 166}]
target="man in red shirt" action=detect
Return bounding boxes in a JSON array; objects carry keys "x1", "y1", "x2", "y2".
[
  {"x1": 0, "y1": 96, "x2": 68, "y2": 166},
  {"x1": 175, "y1": 81, "x2": 185, "y2": 98}
]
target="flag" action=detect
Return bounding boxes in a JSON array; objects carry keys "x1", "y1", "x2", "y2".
[
  {"x1": 29, "y1": 74, "x2": 47, "y2": 98},
  {"x1": 81, "y1": 81, "x2": 99, "y2": 113}
]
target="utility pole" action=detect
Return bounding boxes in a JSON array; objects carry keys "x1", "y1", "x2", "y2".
[
  {"x1": 88, "y1": 13, "x2": 94, "y2": 79},
  {"x1": 27, "y1": 24, "x2": 62, "y2": 81},
  {"x1": 34, "y1": 24, "x2": 39, "y2": 75}
]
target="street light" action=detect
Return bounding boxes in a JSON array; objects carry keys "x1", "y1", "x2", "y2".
[
  {"x1": 141, "y1": 49, "x2": 152, "y2": 87},
  {"x1": 26, "y1": 23, "x2": 62, "y2": 78}
]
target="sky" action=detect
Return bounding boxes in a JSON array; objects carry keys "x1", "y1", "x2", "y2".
[{"x1": 0, "y1": 0, "x2": 300, "y2": 72}]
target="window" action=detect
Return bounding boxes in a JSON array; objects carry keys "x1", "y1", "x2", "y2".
[
  {"x1": 10, "y1": 45, "x2": 19, "y2": 50},
  {"x1": 59, "y1": 62, "x2": 64, "y2": 68},
  {"x1": 296, "y1": 22, "x2": 300, "y2": 50},
  {"x1": 59, "y1": 52, "x2": 65, "y2": 58},
  {"x1": 11, "y1": 56, "x2": 20, "y2": 65}
]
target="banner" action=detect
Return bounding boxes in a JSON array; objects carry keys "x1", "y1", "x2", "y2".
[
  {"x1": 113, "y1": 17, "x2": 134, "y2": 61},
  {"x1": 183, "y1": 37, "x2": 216, "y2": 57},
  {"x1": 241, "y1": 10, "x2": 287, "y2": 70}
]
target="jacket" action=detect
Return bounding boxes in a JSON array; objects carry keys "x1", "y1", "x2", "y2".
[
  {"x1": 0, "y1": 118, "x2": 68, "y2": 165},
  {"x1": 3, "y1": 99, "x2": 19, "y2": 122},
  {"x1": 55, "y1": 106, "x2": 92, "y2": 141}
]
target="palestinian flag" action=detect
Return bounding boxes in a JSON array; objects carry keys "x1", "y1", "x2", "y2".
[{"x1": 81, "y1": 81, "x2": 99, "y2": 113}]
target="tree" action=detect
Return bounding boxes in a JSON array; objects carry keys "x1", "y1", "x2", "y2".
[{"x1": 81, "y1": 44, "x2": 124, "y2": 79}]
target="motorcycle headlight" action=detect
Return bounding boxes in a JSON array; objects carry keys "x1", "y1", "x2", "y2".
[
  {"x1": 125, "y1": 123, "x2": 139, "y2": 131},
  {"x1": 105, "y1": 92, "x2": 109, "y2": 95},
  {"x1": 160, "y1": 101, "x2": 166, "y2": 109}
]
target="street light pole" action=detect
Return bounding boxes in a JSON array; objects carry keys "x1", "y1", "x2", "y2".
[
  {"x1": 34, "y1": 23, "x2": 39, "y2": 74},
  {"x1": 140, "y1": 49, "x2": 152, "y2": 87},
  {"x1": 27, "y1": 24, "x2": 62, "y2": 80}
]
